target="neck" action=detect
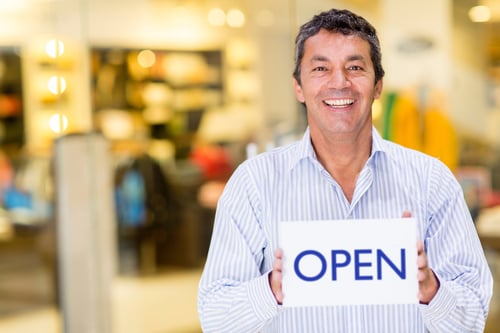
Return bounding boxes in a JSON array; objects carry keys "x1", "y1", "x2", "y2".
[{"x1": 311, "y1": 129, "x2": 372, "y2": 202}]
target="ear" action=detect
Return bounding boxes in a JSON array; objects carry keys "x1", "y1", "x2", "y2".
[
  {"x1": 293, "y1": 78, "x2": 305, "y2": 103},
  {"x1": 374, "y1": 78, "x2": 383, "y2": 99}
]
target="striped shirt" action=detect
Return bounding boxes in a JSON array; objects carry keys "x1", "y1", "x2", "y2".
[{"x1": 198, "y1": 127, "x2": 493, "y2": 333}]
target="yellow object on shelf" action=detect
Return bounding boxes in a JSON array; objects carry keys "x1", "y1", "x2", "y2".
[
  {"x1": 388, "y1": 92, "x2": 422, "y2": 151},
  {"x1": 423, "y1": 106, "x2": 458, "y2": 172},
  {"x1": 381, "y1": 89, "x2": 458, "y2": 171}
]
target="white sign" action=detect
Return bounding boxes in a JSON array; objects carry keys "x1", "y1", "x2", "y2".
[{"x1": 279, "y1": 218, "x2": 418, "y2": 307}]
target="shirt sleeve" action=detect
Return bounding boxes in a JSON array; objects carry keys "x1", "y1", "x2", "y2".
[
  {"x1": 419, "y1": 161, "x2": 493, "y2": 332},
  {"x1": 197, "y1": 164, "x2": 280, "y2": 332}
]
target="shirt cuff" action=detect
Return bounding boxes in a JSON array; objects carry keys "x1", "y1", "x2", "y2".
[{"x1": 247, "y1": 271, "x2": 280, "y2": 321}]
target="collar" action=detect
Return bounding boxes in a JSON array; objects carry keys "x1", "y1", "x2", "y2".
[{"x1": 287, "y1": 126, "x2": 388, "y2": 172}]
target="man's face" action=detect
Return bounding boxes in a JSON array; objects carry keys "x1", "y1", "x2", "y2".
[{"x1": 293, "y1": 29, "x2": 383, "y2": 140}]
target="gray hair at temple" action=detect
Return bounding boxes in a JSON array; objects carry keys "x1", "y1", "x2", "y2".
[{"x1": 293, "y1": 8, "x2": 385, "y2": 85}]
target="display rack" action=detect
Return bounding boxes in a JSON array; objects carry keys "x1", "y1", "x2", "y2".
[
  {"x1": 91, "y1": 47, "x2": 223, "y2": 158},
  {"x1": 0, "y1": 47, "x2": 24, "y2": 154}
]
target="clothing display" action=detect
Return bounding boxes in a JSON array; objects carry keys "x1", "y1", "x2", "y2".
[
  {"x1": 198, "y1": 127, "x2": 492, "y2": 333},
  {"x1": 381, "y1": 90, "x2": 458, "y2": 171},
  {"x1": 385, "y1": 91, "x2": 422, "y2": 152},
  {"x1": 114, "y1": 153, "x2": 171, "y2": 228},
  {"x1": 423, "y1": 106, "x2": 458, "y2": 172}
]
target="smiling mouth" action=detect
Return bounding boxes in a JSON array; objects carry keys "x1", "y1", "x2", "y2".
[{"x1": 324, "y1": 98, "x2": 355, "y2": 107}]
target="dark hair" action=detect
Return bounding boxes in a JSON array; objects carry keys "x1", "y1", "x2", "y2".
[{"x1": 293, "y1": 8, "x2": 385, "y2": 85}]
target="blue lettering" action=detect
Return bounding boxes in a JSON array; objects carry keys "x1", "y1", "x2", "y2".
[
  {"x1": 331, "y1": 250, "x2": 351, "y2": 281},
  {"x1": 293, "y1": 248, "x2": 407, "y2": 282},
  {"x1": 294, "y1": 250, "x2": 327, "y2": 281},
  {"x1": 354, "y1": 249, "x2": 373, "y2": 280},
  {"x1": 376, "y1": 249, "x2": 406, "y2": 280}
]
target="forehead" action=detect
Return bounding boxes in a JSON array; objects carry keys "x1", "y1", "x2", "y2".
[{"x1": 303, "y1": 29, "x2": 371, "y2": 60}]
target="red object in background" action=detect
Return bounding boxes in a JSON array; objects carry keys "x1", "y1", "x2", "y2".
[
  {"x1": 484, "y1": 191, "x2": 500, "y2": 208},
  {"x1": 189, "y1": 145, "x2": 233, "y2": 180},
  {"x1": 0, "y1": 151, "x2": 13, "y2": 191},
  {"x1": 0, "y1": 94, "x2": 22, "y2": 117}
]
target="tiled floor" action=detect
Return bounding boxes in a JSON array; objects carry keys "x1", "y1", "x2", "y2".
[
  {"x1": 0, "y1": 268, "x2": 203, "y2": 333},
  {"x1": 112, "y1": 269, "x2": 202, "y2": 333}
]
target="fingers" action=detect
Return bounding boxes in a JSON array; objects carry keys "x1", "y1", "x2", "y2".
[
  {"x1": 402, "y1": 210, "x2": 412, "y2": 218},
  {"x1": 403, "y1": 215, "x2": 438, "y2": 303},
  {"x1": 416, "y1": 240, "x2": 424, "y2": 257},
  {"x1": 269, "y1": 248, "x2": 284, "y2": 304},
  {"x1": 416, "y1": 241, "x2": 439, "y2": 304},
  {"x1": 274, "y1": 248, "x2": 283, "y2": 261},
  {"x1": 416, "y1": 241, "x2": 427, "y2": 281}
]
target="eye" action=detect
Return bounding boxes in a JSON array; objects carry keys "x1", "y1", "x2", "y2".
[
  {"x1": 348, "y1": 65, "x2": 364, "y2": 71},
  {"x1": 313, "y1": 66, "x2": 328, "y2": 72}
]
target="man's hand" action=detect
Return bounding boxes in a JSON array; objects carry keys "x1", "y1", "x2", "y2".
[
  {"x1": 417, "y1": 240, "x2": 440, "y2": 304},
  {"x1": 402, "y1": 210, "x2": 440, "y2": 304},
  {"x1": 269, "y1": 248, "x2": 284, "y2": 304}
]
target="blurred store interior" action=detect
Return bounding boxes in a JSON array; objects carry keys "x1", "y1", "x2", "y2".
[{"x1": 0, "y1": 0, "x2": 500, "y2": 332}]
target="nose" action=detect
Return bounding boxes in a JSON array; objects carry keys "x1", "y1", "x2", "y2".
[{"x1": 327, "y1": 69, "x2": 351, "y2": 89}]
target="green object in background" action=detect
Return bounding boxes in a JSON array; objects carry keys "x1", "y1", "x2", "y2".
[{"x1": 381, "y1": 91, "x2": 398, "y2": 140}]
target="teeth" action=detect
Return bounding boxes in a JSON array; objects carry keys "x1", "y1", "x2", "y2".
[{"x1": 324, "y1": 99, "x2": 354, "y2": 106}]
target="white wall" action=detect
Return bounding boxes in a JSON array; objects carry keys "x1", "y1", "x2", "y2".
[
  {"x1": 451, "y1": 1, "x2": 492, "y2": 142},
  {"x1": 378, "y1": 0, "x2": 453, "y2": 92}
]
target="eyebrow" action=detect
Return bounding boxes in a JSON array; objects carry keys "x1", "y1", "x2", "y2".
[
  {"x1": 309, "y1": 54, "x2": 367, "y2": 63},
  {"x1": 310, "y1": 55, "x2": 329, "y2": 63},
  {"x1": 346, "y1": 54, "x2": 366, "y2": 62}
]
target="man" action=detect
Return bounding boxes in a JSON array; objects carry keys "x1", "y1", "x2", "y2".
[{"x1": 198, "y1": 8, "x2": 493, "y2": 332}]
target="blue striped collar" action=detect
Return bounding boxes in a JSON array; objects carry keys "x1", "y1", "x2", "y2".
[{"x1": 288, "y1": 126, "x2": 388, "y2": 172}]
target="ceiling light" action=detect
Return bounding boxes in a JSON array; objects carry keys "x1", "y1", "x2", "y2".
[
  {"x1": 49, "y1": 113, "x2": 68, "y2": 133},
  {"x1": 48, "y1": 76, "x2": 67, "y2": 95},
  {"x1": 226, "y1": 9, "x2": 245, "y2": 28},
  {"x1": 137, "y1": 50, "x2": 156, "y2": 68},
  {"x1": 45, "y1": 39, "x2": 65, "y2": 58},
  {"x1": 469, "y1": 5, "x2": 491, "y2": 22}
]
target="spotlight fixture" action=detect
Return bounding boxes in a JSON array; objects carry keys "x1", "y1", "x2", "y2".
[{"x1": 469, "y1": 5, "x2": 491, "y2": 22}]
